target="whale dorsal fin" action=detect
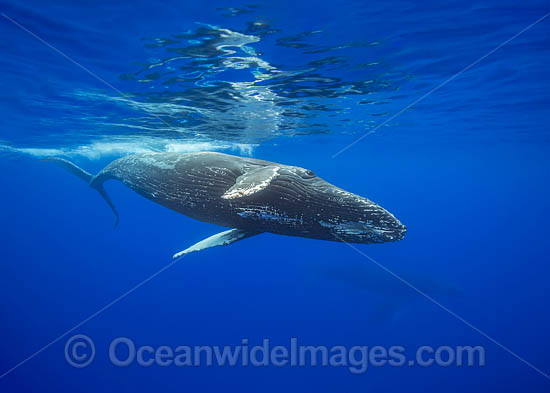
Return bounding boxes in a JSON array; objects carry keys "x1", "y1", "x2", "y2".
[
  {"x1": 173, "y1": 229, "x2": 261, "y2": 259},
  {"x1": 221, "y1": 165, "x2": 280, "y2": 200}
]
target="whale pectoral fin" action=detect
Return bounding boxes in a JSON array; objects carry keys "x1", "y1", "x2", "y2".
[
  {"x1": 173, "y1": 229, "x2": 261, "y2": 259},
  {"x1": 221, "y1": 165, "x2": 280, "y2": 199}
]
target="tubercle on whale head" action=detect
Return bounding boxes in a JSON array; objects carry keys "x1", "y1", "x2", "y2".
[
  {"x1": 364, "y1": 201, "x2": 407, "y2": 243},
  {"x1": 372, "y1": 213, "x2": 407, "y2": 242},
  {"x1": 353, "y1": 205, "x2": 407, "y2": 243}
]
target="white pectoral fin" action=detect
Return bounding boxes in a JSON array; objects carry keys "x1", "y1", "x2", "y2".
[
  {"x1": 173, "y1": 229, "x2": 261, "y2": 259},
  {"x1": 221, "y1": 165, "x2": 280, "y2": 200}
]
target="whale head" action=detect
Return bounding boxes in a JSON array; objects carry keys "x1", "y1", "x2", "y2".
[
  {"x1": 318, "y1": 183, "x2": 406, "y2": 243},
  {"x1": 276, "y1": 166, "x2": 407, "y2": 244}
]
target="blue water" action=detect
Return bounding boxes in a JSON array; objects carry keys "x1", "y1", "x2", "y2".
[{"x1": 1, "y1": 0, "x2": 550, "y2": 391}]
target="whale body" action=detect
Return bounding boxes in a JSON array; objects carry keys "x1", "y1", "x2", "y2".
[{"x1": 45, "y1": 152, "x2": 406, "y2": 257}]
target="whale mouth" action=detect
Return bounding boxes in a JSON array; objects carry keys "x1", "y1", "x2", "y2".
[
  {"x1": 358, "y1": 220, "x2": 406, "y2": 243},
  {"x1": 318, "y1": 214, "x2": 406, "y2": 243},
  {"x1": 378, "y1": 222, "x2": 407, "y2": 242},
  {"x1": 396, "y1": 225, "x2": 407, "y2": 240},
  {"x1": 368, "y1": 208, "x2": 407, "y2": 242}
]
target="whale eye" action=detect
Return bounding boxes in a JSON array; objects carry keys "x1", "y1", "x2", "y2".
[{"x1": 304, "y1": 169, "x2": 316, "y2": 178}]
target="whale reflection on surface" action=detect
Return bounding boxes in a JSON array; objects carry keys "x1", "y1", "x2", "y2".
[{"x1": 0, "y1": 17, "x2": 406, "y2": 160}]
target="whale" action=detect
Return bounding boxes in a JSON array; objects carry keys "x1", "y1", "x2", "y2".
[
  {"x1": 309, "y1": 261, "x2": 460, "y2": 322},
  {"x1": 44, "y1": 152, "x2": 406, "y2": 257}
]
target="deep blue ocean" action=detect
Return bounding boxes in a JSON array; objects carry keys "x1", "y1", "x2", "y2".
[{"x1": 1, "y1": 0, "x2": 550, "y2": 391}]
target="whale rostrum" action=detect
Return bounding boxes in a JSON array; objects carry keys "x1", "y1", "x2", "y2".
[{"x1": 44, "y1": 152, "x2": 406, "y2": 257}]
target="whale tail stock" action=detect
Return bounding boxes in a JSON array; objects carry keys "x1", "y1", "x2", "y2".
[{"x1": 41, "y1": 157, "x2": 120, "y2": 227}]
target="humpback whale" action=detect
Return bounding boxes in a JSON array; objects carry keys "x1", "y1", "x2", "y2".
[{"x1": 44, "y1": 152, "x2": 406, "y2": 257}]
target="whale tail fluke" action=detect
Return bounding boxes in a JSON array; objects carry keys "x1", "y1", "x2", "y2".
[
  {"x1": 42, "y1": 157, "x2": 120, "y2": 227},
  {"x1": 95, "y1": 186, "x2": 120, "y2": 228},
  {"x1": 41, "y1": 157, "x2": 93, "y2": 182}
]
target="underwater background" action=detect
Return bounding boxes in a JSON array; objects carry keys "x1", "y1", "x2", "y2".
[{"x1": 1, "y1": 0, "x2": 549, "y2": 391}]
